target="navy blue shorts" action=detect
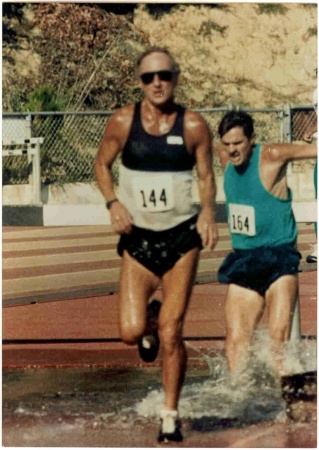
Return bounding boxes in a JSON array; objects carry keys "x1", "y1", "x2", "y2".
[
  {"x1": 218, "y1": 244, "x2": 301, "y2": 296},
  {"x1": 118, "y1": 215, "x2": 202, "y2": 277}
]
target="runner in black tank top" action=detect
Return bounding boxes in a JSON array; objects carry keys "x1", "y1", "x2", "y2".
[
  {"x1": 122, "y1": 101, "x2": 195, "y2": 171},
  {"x1": 95, "y1": 47, "x2": 218, "y2": 443}
]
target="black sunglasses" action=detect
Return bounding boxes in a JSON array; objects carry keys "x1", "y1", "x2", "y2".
[{"x1": 140, "y1": 70, "x2": 174, "y2": 85}]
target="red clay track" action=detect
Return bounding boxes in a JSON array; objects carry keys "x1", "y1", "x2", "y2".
[
  {"x1": 2, "y1": 224, "x2": 317, "y2": 448},
  {"x1": 2, "y1": 223, "x2": 317, "y2": 367}
]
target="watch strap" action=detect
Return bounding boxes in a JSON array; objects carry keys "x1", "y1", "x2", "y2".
[{"x1": 106, "y1": 198, "x2": 119, "y2": 210}]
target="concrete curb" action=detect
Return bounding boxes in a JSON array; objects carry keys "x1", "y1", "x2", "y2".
[
  {"x1": 3, "y1": 205, "x2": 44, "y2": 226},
  {"x1": 3, "y1": 203, "x2": 229, "y2": 226},
  {"x1": 3, "y1": 201, "x2": 316, "y2": 226}
]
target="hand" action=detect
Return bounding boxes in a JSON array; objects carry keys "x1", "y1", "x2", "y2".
[
  {"x1": 196, "y1": 208, "x2": 218, "y2": 250},
  {"x1": 109, "y1": 201, "x2": 133, "y2": 234},
  {"x1": 303, "y1": 131, "x2": 313, "y2": 143}
]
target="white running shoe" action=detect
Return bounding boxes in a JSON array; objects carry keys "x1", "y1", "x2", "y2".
[
  {"x1": 138, "y1": 299, "x2": 161, "y2": 363},
  {"x1": 306, "y1": 243, "x2": 317, "y2": 263},
  {"x1": 158, "y1": 409, "x2": 183, "y2": 442}
]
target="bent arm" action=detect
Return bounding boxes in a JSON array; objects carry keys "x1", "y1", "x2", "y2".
[
  {"x1": 94, "y1": 108, "x2": 131, "y2": 202},
  {"x1": 215, "y1": 142, "x2": 229, "y2": 171},
  {"x1": 195, "y1": 125, "x2": 216, "y2": 213},
  {"x1": 185, "y1": 111, "x2": 218, "y2": 249},
  {"x1": 95, "y1": 137, "x2": 120, "y2": 203},
  {"x1": 94, "y1": 105, "x2": 134, "y2": 233}
]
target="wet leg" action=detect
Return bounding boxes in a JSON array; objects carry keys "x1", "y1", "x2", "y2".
[
  {"x1": 265, "y1": 274, "x2": 298, "y2": 376},
  {"x1": 160, "y1": 248, "x2": 200, "y2": 410},
  {"x1": 225, "y1": 284, "x2": 264, "y2": 375},
  {"x1": 118, "y1": 251, "x2": 160, "y2": 344}
]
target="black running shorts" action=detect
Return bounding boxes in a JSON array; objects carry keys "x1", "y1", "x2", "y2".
[
  {"x1": 218, "y1": 243, "x2": 301, "y2": 296},
  {"x1": 118, "y1": 215, "x2": 202, "y2": 277}
]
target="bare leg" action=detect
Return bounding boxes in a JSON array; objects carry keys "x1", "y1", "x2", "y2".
[
  {"x1": 118, "y1": 251, "x2": 160, "y2": 344},
  {"x1": 160, "y1": 248, "x2": 200, "y2": 410},
  {"x1": 225, "y1": 284, "x2": 264, "y2": 374},
  {"x1": 265, "y1": 274, "x2": 298, "y2": 376}
]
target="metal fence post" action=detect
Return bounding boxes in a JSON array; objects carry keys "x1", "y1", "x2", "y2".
[
  {"x1": 283, "y1": 104, "x2": 292, "y2": 143},
  {"x1": 31, "y1": 138, "x2": 42, "y2": 204},
  {"x1": 290, "y1": 293, "x2": 301, "y2": 342},
  {"x1": 276, "y1": 107, "x2": 285, "y2": 143},
  {"x1": 25, "y1": 115, "x2": 33, "y2": 184},
  {"x1": 26, "y1": 114, "x2": 32, "y2": 138}
]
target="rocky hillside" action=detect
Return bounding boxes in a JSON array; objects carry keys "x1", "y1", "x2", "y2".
[{"x1": 3, "y1": 3, "x2": 317, "y2": 111}]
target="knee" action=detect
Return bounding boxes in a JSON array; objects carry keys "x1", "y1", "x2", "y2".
[
  {"x1": 268, "y1": 323, "x2": 289, "y2": 343},
  {"x1": 268, "y1": 312, "x2": 291, "y2": 344},
  {"x1": 225, "y1": 336, "x2": 248, "y2": 371},
  {"x1": 120, "y1": 321, "x2": 144, "y2": 345},
  {"x1": 159, "y1": 320, "x2": 182, "y2": 354},
  {"x1": 225, "y1": 328, "x2": 252, "y2": 373},
  {"x1": 226, "y1": 327, "x2": 251, "y2": 352}
]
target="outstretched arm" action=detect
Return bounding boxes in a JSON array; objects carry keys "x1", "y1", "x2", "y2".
[
  {"x1": 303, "y1": 122, "x2": 318, "y2": 143},
  {"x1": 263, "y1": 142, "x2": 317, "y2": 163},
  {"x1": 260, "y1": 142, "x2": 317, "y2": 197}
]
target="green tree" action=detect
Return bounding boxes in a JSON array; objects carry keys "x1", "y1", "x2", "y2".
[{"x1": 26, "y1": 85, "x2": 64, "y2": 112}]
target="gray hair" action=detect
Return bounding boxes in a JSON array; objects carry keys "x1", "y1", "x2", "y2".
[{"x1": 136, "y1": 47, "x2": 181, "y2": 74}]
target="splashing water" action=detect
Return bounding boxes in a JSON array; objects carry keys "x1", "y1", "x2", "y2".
[
  {"x1": 2, "y1": 330, "x2": 315, "y2": 445},
  {"x1": 135, "y1": 329, "x2": 316, "y2": 425}
]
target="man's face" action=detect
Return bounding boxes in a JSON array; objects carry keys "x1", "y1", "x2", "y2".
[
  {"x1": 138, "y1": 52, "x2": 177, "y2": 105},
  {"x1": 221, "y1": 126, "x2": 254, "y2": 166}
]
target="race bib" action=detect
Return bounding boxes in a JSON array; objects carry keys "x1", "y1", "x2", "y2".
[
  {"x1": 228, "y1": 203, "x2": 256, "y2": 236},
  {"x1": 132, "y1": 174, "x2": 174, "y2": 212}
]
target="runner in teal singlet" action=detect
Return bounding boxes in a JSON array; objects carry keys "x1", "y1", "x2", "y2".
[
  {"x1": 95, "y1": 47, "x2": 218, "y2": 442},
  {"x1": 216, "y1": 110, "x2": 317, "y2": 378},
  {"x1": 303, "y1": 82, "x2": 317, "y2": 263}
]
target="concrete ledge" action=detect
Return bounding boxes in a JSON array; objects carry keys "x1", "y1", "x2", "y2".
[
  {"x1": 292, "y1": 201, "x2": 317, "y2": 222},
  {"x1": 2, "y1": 203, "x2": 229, "y2": 226},
  {"x1": 2, "y1": 202, "x2": 317, "y2": 227},
  {"x1": 3, "y1": 205, "x2": 43, "y2": 226},
  {"x1": 3, "y1": 169, "x2": 316, "y2": 206},
  {"x1": 43, "y1": 204, "x2": 110, "y2": 226}
]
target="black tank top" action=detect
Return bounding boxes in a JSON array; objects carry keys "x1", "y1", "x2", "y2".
[{"x1": 121, "y1": 102, "x2": 195, "y2": 172}]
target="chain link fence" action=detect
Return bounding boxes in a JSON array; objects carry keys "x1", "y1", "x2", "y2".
[
  {"x1": 290, "y1": 106, "x2": 317, "y2": 141},
  {"x1": 2, "y1": 105, "x2": 315, "y2": 186}
]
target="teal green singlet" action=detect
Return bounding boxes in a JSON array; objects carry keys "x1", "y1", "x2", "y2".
[{"x1": 224, "y1": 144, "x2": 298, "y2": 250}]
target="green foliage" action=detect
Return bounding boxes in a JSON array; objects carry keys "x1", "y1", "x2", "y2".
[
  {"x1": 26, "y1": 4, "x2": 147, "y2": 111},
  {"x1": 32, "y1": 115, "x2": 93, "y2": 184},
  {"x1": 144, "y1": 4, "x2": 179, "y2": 18},
  {"x1": 26, "y1": 85, "x2": 65, "y2": 112},
  {"x1": 148, "y1": 2, "x2": 229, "y2": 17},
  {"x1": 2, "y1": 155, "x2": 29, "y2": 185},
  {"x1": 199, "y1": 20, "x2": 228, "y2": 37},
  {"x1": 307, "y1": 27, "x2": 317, "y2": 38},
  {"x1": 41, "y1": 146, "x2": 95, "y2": 185},
  {"x1": 301, "y1": 4, "x2": 317, "y2": 10},
  {"x1": 257, "y1": 4, "x2": 288, "y2": 15},
  {"x1": 2, "y1": 3, "x2": 24, "y2": 48},
  {"x1": 3, "y1": 89, "x2": 28, "y2": 113}
]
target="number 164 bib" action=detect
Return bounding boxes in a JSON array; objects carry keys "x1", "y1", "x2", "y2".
[{"x1": 228, "y1": 203, "x2": 256, "y2": 236}]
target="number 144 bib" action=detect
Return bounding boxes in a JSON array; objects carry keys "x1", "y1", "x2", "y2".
[
  {"x1": 228, "y1": 203, "x2": 256, "y2": 236},
  {"x1": 132, "y1": 174, "x2": 174, "y2": 212}
]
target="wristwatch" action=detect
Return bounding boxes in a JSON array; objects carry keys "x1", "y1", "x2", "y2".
[{"x1": 106, "y1": 198, "x2": 119, "y2": 210}]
